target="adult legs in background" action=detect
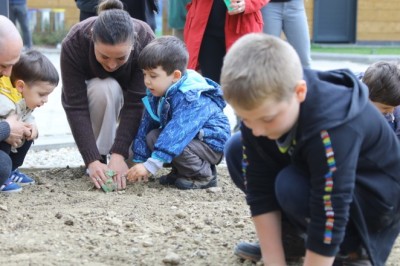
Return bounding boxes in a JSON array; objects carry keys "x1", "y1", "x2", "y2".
[
  {"x1": 262, "y1": 0, "x2": 311, "y2": 68},
  {"x1": 198, "y1": 34, "x2": 226, "y2": 83},
  {"x1": 9, "y1": 3, "x2": 32, "y2": 49},
  {"x1": 87, "y1": 77, "x2": 124, "y2": 156}
]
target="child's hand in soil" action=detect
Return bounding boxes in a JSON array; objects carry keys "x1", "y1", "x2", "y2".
[{"x1": 125, "y1": 163, "x2": 150, "y2": 183}]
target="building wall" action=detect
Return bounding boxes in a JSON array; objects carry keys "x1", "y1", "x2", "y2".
[
  {"x1": 27, "y1": 0, "x2": 400, "y2": 42},
  {"x1": 27, "y1": 0, "x2": 79, "y2": 30},
  {"x1": 305, "y1": 0, "x2": 400, "y2": 42},
  {"x1": 357, "y1": 0, "x2": 400, "y2": 41}
]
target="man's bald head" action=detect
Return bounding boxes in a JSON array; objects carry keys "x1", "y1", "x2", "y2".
[{"x1": 0, "y1": 15, "x2": 23, "y2": 77}]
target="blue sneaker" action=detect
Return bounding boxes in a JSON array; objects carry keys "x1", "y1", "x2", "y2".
[
  {"x1": 0, "y1": 178, "x2": 22, "y2": 193},
  {"x1": 10, "y1": 169, "x2": 35, "y2": 186}
]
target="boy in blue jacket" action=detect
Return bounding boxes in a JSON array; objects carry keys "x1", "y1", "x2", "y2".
[
  {"x1": 221, "y1": 33, "x2": 400, "y2": 265},
  {"x1": 126, "y1": 36, "x2": 231, "y2": 189}
]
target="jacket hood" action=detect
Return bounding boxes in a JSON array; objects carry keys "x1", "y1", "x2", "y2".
[
  {"x1": 145, "y1": 69, "x2": 226, "y2": 109},
  {"x1": 298, "y1": 69, "x2": 369, "y2": 141}
]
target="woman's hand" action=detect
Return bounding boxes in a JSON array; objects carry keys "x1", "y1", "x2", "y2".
[
  {"x1": 108, "y1": 153, "x2": 128, "y2": 190},
  {"x1": 87, "y1": 160, "x2": 109, "y2": 189},
  {"x1": 228, "y1": 0, "x2": 246, "y2": 15},
  {"x1": 125, "y1": 163, "x2": 150, "y2": 183}
]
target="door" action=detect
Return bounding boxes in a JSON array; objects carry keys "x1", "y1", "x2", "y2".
[{"x1": 313, "y1": 0, "x2": 357, "y2": 43}]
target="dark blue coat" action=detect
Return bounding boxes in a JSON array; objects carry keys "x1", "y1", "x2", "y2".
[{"x1": 242, "y1": 69, "x2": 400, "y2": 265}]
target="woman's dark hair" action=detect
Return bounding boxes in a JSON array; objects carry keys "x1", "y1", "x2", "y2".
[
  {"x1": 10, "y1": 50, "x2": 59, "y2": 86},
  {"x1": 92, "y1": 0, "x2": 136, "y2": 45}
]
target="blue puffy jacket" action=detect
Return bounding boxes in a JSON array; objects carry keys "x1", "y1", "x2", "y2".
[{"x1": 132, "y1": 70, "x2": 231, "y2": 163}]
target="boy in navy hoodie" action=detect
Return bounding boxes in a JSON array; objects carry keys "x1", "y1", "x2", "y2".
[{"x1": 221, "y1": 33, "x2": 400, "y2": 266}]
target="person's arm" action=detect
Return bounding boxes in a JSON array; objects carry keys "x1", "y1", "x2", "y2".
[
  {"x1": 244, "y1": 0, "x2": 270, "y2": 12},
  {"x1": 253, "y1": 211, "x2": 286, "y2": 265},
  {"x1": 302, "y1": 126, "x2": 362, "y2": 262},
  {"x1": 61, "y1": 27, "x2": 101, "y2": 166},
  {"x1": 228, "y1": 0, "x2": 269, "y2": 15},
  {"x1": 240, "y1": 124, "x2": 291, "y2": 262},
  {"x1": 303, "y1": 250, "x2": 335, "y2": 266}
]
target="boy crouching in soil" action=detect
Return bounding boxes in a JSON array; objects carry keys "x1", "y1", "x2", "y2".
[{"x1": 126, "y1": 36, "x2": 231, "y2": 189}]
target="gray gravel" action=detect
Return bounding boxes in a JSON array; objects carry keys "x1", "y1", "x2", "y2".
[{"x1": 21, "y1": 146, "x2": 84, "y2": 169}]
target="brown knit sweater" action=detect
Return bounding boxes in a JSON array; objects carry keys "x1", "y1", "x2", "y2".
[{"x1": 60, "y1": 17, "x2": 155, "y2": 166}]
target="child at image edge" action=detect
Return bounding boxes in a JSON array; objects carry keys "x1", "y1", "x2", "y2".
[
  {"x1": 126, "y1": 36, "x2": 230, "y2": 189},
  {"x1": 221, "y1": 33, "x2": 400, "y2": 266},
  {"x1": 0, "y1": 50, "x2": 59, "y2": 192},
  {"x1": 362, "y1": 60, "x2": 400, "y2": 139}
]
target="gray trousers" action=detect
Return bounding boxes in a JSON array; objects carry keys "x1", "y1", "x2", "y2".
[
  {"x1": 87, "y1": 78, "x2": 124, "y2": 155},
  {"x1": 146, "y1": 129, "x2": 222, "y2": 178}
]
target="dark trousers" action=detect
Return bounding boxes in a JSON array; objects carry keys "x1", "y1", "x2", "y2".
[
  {"x1": 146, "y1": 129, "x2": 222, "y2": 178},
  {"x1": 198, "y1": 34, "x2": 226, "y2": 83},
  {"x1": 79, "y1": 10, "x2": 96, "y2": 21},
  {"x1": 9, "y1": 4, "x2": 32, "y2": 48},
  {"x1": 0, "y1": 140, "x2": 32, "y2": 170}
]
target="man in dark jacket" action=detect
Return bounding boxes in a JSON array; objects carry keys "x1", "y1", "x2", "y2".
[
  {"x1": 121, "y1": 0, "x2": 158, "y2": 31},
  {"x1": 76, "y1": 0, "x2": 158, "y2": 31}
]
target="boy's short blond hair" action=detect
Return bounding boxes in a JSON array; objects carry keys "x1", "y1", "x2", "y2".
[{"x1": 221, "y1": 33, "x2": 303, "y2": 109}]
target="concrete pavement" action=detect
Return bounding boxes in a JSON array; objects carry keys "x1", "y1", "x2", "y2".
[{"x1": 32, "y1": 47, "x2": 386, "y2": 151}]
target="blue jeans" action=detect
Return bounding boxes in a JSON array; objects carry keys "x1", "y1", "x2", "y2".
[
  {"x1": 0, "y1": 150, "x2": 12, "y2": 186},
  {"x1": 9, "y1": 4, "x2": 32, "y2": 49},
  {"x1": 261, "y1": 0, "x2": 311, "y2": 68}
]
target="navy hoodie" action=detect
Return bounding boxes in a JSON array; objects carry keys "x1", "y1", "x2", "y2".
[{"x1": 242, "y1": 68, "x2": 400, "y2": 265}]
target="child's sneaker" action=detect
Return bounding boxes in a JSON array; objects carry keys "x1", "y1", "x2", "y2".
[
  {"x1": 174, "y1": 165, "x2": 218, "y2": 190},
  {"x1": 9, "y1": 169, "x2": 35, "y2": 186},
  {"x1": 175, "y1": 175, "x2": 217, "y2": 190},
  {"x1": 159, "y1": 167, "x2": 179, "y2": 186},
  {"x1": 0, "y1": 178, "x2": 22, "y2": 193}
]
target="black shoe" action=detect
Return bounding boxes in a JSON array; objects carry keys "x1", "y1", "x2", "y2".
[
  {"x1": 234, "y1": 241, "x2": 262, "y2": 262},
  {"x1": 159, "y1": 168, "x2": 179, "y2": 186},
  {"x1": 175, "y1": 175, "x2": 217, "y2": 190},
  {"x1": 174, "y1": 165, "x2": 217, "y2": 190},
  {"x1": 234, "y1": 221, "x2": 305, "y2": 262},
  {"x1": 333, "y1": 247, "x2": 371, "y2": 266}
]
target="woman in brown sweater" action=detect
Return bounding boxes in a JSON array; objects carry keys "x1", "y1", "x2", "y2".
[{"x1": 61, "y1": 0, "x2": 155, "y2": 190}]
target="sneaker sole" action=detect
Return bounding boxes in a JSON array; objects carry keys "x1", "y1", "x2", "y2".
[
  {"x1": 18, "y1": 181, "x2": 35, "y2": 187},
  {"x1": 175, "y1": 178, "x2": 217, "y2": 190},
  {"x1": 0, "y1": 187, "x2": 23, "y2": 193}
]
